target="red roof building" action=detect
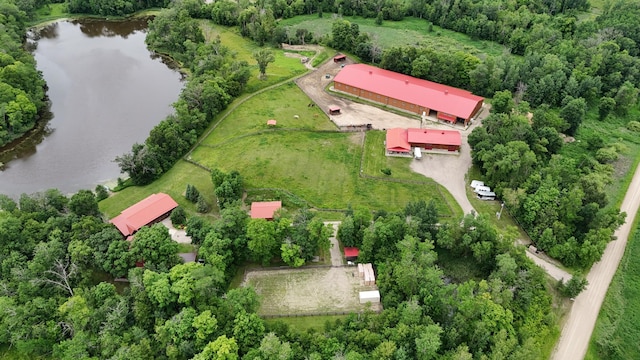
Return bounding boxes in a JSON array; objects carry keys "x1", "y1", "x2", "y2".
[
  {"x1": 333, "y1": 64, "x2": 484, "y2": 125},
  {"x1": 110, "y1": 193, "x2": 178, "y2": 237},
  {"x1": 386, "y1": 128, "x2": 411, "y2": 153},
  {"x1": 344, "y1": 247, "x2": 359, "y2": 259},
  {"x1": 407, "y1": 128, "x2": 461, "y2": 150},
  {"x1": 267, "y1": 119, "x2": 277, "y2": 126},
  {"x1": 333, "y1": 54, "x2": 347, "y2": 62},
  {"x1": 250, "y1": 201, "x2": 282, "y2": 220},
  {"x1": 386, "y1": 128, "x2": 461, "y2": 154}
]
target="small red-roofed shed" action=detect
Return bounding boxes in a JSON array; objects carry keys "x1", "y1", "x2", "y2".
[
  {"x1": 250, "y1": 201, "x2": 282, "y2": 220},
  {"x1": 110, "y1": 193, "x2": 178, "y2": 237},
  {"x1": 344, "y1": 247, "x2": 359, "y2": 261}
]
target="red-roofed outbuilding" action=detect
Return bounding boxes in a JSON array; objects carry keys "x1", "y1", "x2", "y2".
[
  {"x1": 344, "y1": 247, "x2": 359, "y2": 260},
  {"x1": 333, "y1": 64, "x2": 484, "y2": 125},
  {"x1": 250, "y1": 201, "x2": 282, "y2": 220},
  {"x1": 407, "y1": 128, "x2": 461, "y2": 152},
  {"x1": 110, "y1": 193, "x2": 178, "y2": 237},
  {"x1": 386, "y1": 128, "x2": 411, "y2": 153}
]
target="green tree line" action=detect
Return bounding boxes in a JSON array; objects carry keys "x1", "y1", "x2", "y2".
[
  {"x1": 0, "y1": 185, "x2": 563, "y2": 359},
  {"x1": 0, "y1": 0, "x2": 47, "y2": 147}
]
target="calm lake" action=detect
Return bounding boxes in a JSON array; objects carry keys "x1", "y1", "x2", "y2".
[{"x1": 0, "y1": 18, "x2": 183, "y2": 197}]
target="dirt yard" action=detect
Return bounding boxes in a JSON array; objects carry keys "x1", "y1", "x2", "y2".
[{"x1": 243, "y1": 266, "x2": 379, "y2": 316}]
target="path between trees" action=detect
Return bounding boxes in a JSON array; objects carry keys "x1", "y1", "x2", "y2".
[
  {"x1": 324, "y1": 221, "x2": 344, "y2": 266},
  {"x1": 553, "y1": 164, "x2": 640, "y2": 359}
]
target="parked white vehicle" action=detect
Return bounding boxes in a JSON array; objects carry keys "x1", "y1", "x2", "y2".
[
  {"x1": 474, "y1": 185, "x2": 491, "y2": 194},
  {"x1": 477, "y1": 190, "x2": 496, "y2": 200},
  {"x1": 470, "y1": 180, "x2": 484, "y2": 189},
  {"x1": 414, "y1": 147, "x2": 422, "y2": 160}
]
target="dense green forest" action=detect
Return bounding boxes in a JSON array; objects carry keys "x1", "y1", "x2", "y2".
[
  {"x1": 3, "y1": 0, "x2": 640, "y2": 357},
  {"x1": 0, "y1": 183, "x2": 561, "y2": 359},
  {"x1": 0, "y1": 0, "x2": 47, "y2": 147}
]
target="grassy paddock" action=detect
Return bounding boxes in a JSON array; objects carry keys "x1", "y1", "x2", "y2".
[
  {"x1": 201, "y1": 82, "x2": 336, "y2": 145},
  {"x1": 99, "y1": 160, "x2": 216, "y2": 219},
  {"x1": 192, "y1": 131, "x2": 457, "y2": 214},
  {"x1": 586, "y1": 219, "x2": 640, "y2": 360},
  {"x1": 199, "y1": 21, "x2": 307, "y2": 93},
  {"x1": 243, "y1": 267, "x2": 371, "y2": 316},
  {"x1": 278, "y1": 15, "x2": 506, "y2": 58}
]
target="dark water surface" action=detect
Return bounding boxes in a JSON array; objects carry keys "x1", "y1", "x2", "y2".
[{"x1": 0, "y1": 19, "x2": 183, "y2": 197}]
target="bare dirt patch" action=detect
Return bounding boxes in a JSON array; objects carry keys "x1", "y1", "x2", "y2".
[{"x1": 243, "y1": 266, "x2": 379, "y2": 316}]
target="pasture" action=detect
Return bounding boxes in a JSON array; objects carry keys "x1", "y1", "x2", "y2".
[{"x1": 278, "y1": 15, "x2": 506, "y2": 58}]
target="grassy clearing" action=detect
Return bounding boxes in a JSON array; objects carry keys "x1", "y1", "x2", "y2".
[
  {"x1": 201, "y1": 82, "x2": 336, "y2": 145},
  {"x1": 311, "y1": 47, "x2": 332, "y2": 67},
  {"x1": 465, "y1": 166, "x2": 530, "y2": 239},
  {"x1": 99, "y1": 160, "x2": 216, "y2": 219},
  {"x1": 363, "y1": 130, "x2": 424, "y2": 180},
  {"x1": 435, "y1": 247, "x2": 487, "y2": 283},
  {"x1": 199, "y1": 21, "x2": 307, "y2": 93},
  {"x1": 586, "y1": 220, "x2": 640, "y2": 360},
  {"x1": 265, "y1": 315, "x2": 348, "y2": 332},
  {"x1": 243, "y1": 267, "x2": 369, "y2": 316},
  {"x1": 278, "y1": 15, "x2": 506, "y2": 58},
  {"x1": 192, "y1": 130, "x2": 457, "y2": 214}
]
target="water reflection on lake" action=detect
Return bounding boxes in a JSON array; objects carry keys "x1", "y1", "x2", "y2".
[{"x1": 0, "y1": 19, "x2": 183, "y2": 197}]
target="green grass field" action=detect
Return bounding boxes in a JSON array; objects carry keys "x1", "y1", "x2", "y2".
[
  {"x1": 586, "y1": 221, "x2": 640, "y2": 360},
  {"x1": 200, "y1": 82, "x2": 336, "y2": 145},
  {"x1": 200, "y1": 21, "x2": 308, "y2": 93},
  {"x1": 99, "y1": 160, "x2": 216, "y2": 219},
  {"x1": 278, "y1": 15, "x2": 506, "y2": 58}
]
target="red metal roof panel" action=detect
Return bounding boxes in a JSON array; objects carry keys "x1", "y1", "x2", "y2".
[
  {"x1": 344, "y1": 247, "x2": 359, "y2": 257},
  {"x1": 333, "y1": 64, "x2": 484, "y2": 120},
  {"x1": 386, "y1": 128, "x2": 411, "y2": 152},
  {"x1": 407, "y1": 128, "x2": 461, "y2": 146},
  {"x1": 250, "y1": 201, "x2": 282, "y2": 219},
  {"x1": 110, "y1": 193, "x2": 178, "y2": 236}
]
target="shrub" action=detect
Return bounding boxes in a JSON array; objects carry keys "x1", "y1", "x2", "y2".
[
  {"x1": 185, "y1": 184, "x2": 200, "y2": 203},
  {"x1": 381, "y1": 168, "x2": 392, "y2": 176},
  {"x1": 595, "y1": 147, "x2": 619, "y2": 164},
  {"x1": 95, "y1": 185, "x2": 109, "y2": 202},
  {"x1": 171, "y1": 206, "x2": 187, "y2": 227},
  {"x1": 627, "y1": 120, "x2": 640, "y2": 132},
  {"x1": 558, "y1": 276, "x2": 588, "y2": 298},
  {"x1": 196, "y1": 194, "x2": 210, "y2": 213}
]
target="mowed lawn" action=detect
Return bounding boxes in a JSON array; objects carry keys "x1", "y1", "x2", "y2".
[
  {"x1": 192, "y1": 129, "x2": 457, "y2": 214},
  {"x1": 201, "y1": 82, "x2": 336, "y2": 145},
  {"x1": 586, "y1": 222, "x2": 640, "y2": 360},
  {"x1": 278, "y1": 15, "x2": 506, "y2": 58},
  {"x1": 99, "y1": 160, "x2": 216, "y2": 219},
  {"x1": 200, "y1": 21, "x2": 308, "y2": 93}
]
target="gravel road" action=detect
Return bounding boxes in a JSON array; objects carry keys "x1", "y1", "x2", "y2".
[{"x1": 552, "y1": 164, "x2": 640, "y2": 359}]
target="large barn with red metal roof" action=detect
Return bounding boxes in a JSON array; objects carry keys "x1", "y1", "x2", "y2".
[
  {"x1": 386, "y1": 128, "x2": 461, "y2": 155},
  {"x1": 333, "y1": 64, "x2": 484, "y2": 125},
  {"x1": 110, "y1": 193, "x2": 178, "y2": 237}
]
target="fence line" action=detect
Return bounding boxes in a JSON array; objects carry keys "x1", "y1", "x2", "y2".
[{"x1": 260, "y1": 309, "x2": 382, "y2": 319}]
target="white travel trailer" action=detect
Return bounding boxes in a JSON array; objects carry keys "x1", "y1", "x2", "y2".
[
  {"x1": 470, "y1": 180, "x2": 484, "y2": 189},
  {"x1": 477, "y1": 190, "x2": 496, "y2": 200},
  {"x1": 474, "y1": 185, "x2": 491, "y2": 194}
]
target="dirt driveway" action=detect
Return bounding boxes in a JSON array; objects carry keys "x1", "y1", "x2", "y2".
[{"x1": 553, "y1": 163, "x2": 640, "y2": 359}]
